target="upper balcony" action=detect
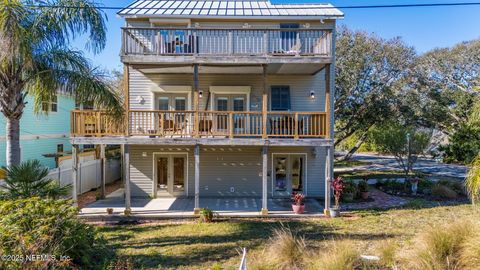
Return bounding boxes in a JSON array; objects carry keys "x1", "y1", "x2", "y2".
[{"x1": 121, "y1": 27, "x2": 333, "y2": 65}]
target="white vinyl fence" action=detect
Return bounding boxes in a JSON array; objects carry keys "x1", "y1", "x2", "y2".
[{"x1": 47, "y1": 158, "x2": 121, "y2": 195}]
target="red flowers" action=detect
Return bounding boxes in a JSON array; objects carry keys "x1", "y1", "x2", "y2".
[
  {"x1": 291, "y1": 192, "x2": 306, "y2": 206},
  {"x1": 332, "y1": 176, "x2": 345, "y2": 208}
]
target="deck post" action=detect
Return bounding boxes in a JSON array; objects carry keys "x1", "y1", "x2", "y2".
[
  {"x1": 193, "y1": 64, "x2": 200, "y2": 137},
  {"x1": 194, "y1": 144, "x2": 200, "y2": 214},
  {"x1": 100, "y1": 144, "x2": 106, "y2": 199},
  {"x1": 261, "y1": 145, "x2": 268, "y2": 215},
  {"x1": 324, "y1": 146, "x2": 332, "y2": 216},
  {"x1": 325, "y1": 63, "x2": 331, "y2": 138},
  {"x1": 262, "y1": 64, "x2": 268, "y2": 139},
  {"x1": 124, "y1": 144, "x2": 131, "y2": 213},
  {"x1": 72, "y1": 145, "x2": 79, "y2": 206}
]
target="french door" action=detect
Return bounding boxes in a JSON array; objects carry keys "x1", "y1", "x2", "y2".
[
  {"x1": 156, "y1": 154, "x2": 187, "y2": 197},
  {"x1": 214, "y1": 95, "x2": 246, "y2": 133},
  {"x1": 272, "y1": 154, "x2": 306, "y2": 197}
]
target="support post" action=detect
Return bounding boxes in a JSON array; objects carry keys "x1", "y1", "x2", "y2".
[
  {"x1": 72, "y1": 145, "x2": 79, "y2": 206},
  {"x1": 261, "y1": 145, "x2": 268, "y2": 215},
  {"x1": 100, "y1": 144, "x2": 106, "y2": 199},
  {"x1": 262, "y1": 65, "x2": 268, "y2": 139},
  {"x1": 324, "y1": 146, "x2": 332, "y2": 216},
  {"x1": 193, "y1": 64, "x2": 200, "y2": 137},
  {"x1": 325, "y1": 63, "x2": 331, "y2": 138},
  {"x1": 124, "y1": 64, "x2": 130, "y2": 136},
  {"x1": 124, "y1": 144, "x2": 131, "y2": 214},
  {"x1": 194, "y1": 144, "x2": 200, "y2": 214}
]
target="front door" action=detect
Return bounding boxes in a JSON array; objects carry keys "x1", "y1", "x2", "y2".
[
  {"x1": 156, "y1": 154, "x2": 187, "y2": 197},
  {"x1": 214, "y1": 95, "x2": 246, "y2": 133},
  {"x1": 273, "y1": 154, "x2": 306, "y2": 197}
]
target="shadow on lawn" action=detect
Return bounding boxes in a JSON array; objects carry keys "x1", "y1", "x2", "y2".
[{"x1": 99, "y1": 220, "x2": 399, "y2": 269}]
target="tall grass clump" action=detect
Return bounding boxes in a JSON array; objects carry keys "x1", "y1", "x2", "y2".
[
  {"x1": 250, "y1": 226, "x2": 306, "y2": 270},
  {"x1": 466, "y1": 154, "x2": 480, "y2": 204},
  {"x1": 458, "y1": 230, "x2": 480, "y2": 269},
  {"x1": 403, "y1": 220, "x2": 474, "y2": 270},
  {"x1": 306, "y1": 240, "x2": 360, "y2": 270}
]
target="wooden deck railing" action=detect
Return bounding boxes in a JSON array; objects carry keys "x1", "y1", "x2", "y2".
[
  {"x1": 122, "y1": 27, "x2": 332, "y2": 57},
  {"x1": 71, "y1": 110, "x2": 328, "y2": 139}
]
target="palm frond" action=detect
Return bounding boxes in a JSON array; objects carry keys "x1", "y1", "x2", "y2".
[
  {"x1": 466, "y1": 154, "x2": 480, "y2": 205},
  {"x1": 28, "y1": 0, "x2": 107, "y2": 54},
  {"x1": 2, "y1": 159, "x2": 70, "y2": 199},
  {"x1": 25, "y1": 46, "x2": 123, "y2": 115}
]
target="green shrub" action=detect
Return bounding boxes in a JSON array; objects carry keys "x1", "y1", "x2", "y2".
[
  {"x1": 432, "y1": 184, "x2": 458, "y2": 200},
  {"x1": 0, "y1": 160, "x2": 70, "y2": 200},
  {"x1": 439, "y1": 124, "x2": 480, "y2": 164},
  {"x1": 357, "y1": 180, "x2": 369, "y2": 192},
  {"x1": 199, "y1": 208, "x2": 217, "y2": 223},
  {"x1": 0, "y1": 198, "x2": 110, "y2": 270}
]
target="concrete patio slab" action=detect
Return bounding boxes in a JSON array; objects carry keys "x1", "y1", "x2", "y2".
[{"x1": 79, "y1": 188, "x2": 325, "y2": 219}]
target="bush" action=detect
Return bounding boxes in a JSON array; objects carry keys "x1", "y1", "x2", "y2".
[
  {"x1": 439, "y1": 124, "x2": 480, "y2": 164},
  {"x1": 199, "y1": 208, "x2": 217, "y2": 223},
  {"x1": 307, "y1": 240, "x2": 360, "y2": 270},
  {"x1": 431, "y1": 184, "x2": 458, "y2": 200},
  {"x1": 0, "y1": 160, "x2": 70, "y2": 200},
  {"x1": 357, "y1": 180, "x2": 369, "y2": 193},
  {"x1": 0, "y1": 198, "x2": 110, "y2": 270}
]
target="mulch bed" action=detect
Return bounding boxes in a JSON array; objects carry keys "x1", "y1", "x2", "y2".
[{"x1": 78, "y1": 180, "x2": 122, "y2": 209}]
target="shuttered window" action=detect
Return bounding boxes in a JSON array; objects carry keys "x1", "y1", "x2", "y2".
[{"x1": 271, "y1": 86, "x2": 291, "y2": 111}]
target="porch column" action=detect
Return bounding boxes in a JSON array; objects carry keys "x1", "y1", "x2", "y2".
[
  {"x1": 262, "y1": 64, "x2": 268, "y2": 139},
  {"x1": 123, "y1": 144, "x2": 131, "y2": 213},
  {"x1": 100, "y1": 144, "x2": 106, "y2": 199},
  {"x1": 324, "y1": 146, "x2": 332, "y2": 216},
  {"x1": 194, "y1": 144, "x2": 200, "y2": 214},
  {"x1": 325, "y1": 63, "x2": 331, "y2": 138},
  {"x1": 261, "y1": 145, "x2": 268, "y2": 215},
  {"x1": 193, "y1": 64, "x2": 200, "y2": 137},
  {"x1": 72, "y1": 145, "x2": 79, "y2": 206}
]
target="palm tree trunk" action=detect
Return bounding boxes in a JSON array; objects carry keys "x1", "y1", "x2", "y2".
[{"x1": 6, "y1": 116, "x2": 21, "y2": 166}]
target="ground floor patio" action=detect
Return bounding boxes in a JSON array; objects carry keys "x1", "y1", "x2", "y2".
[{"x1": 79, "y1": 188, "x2": 325, "y2": 218}]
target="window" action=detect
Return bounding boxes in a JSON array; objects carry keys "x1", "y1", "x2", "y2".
[
  {"x1": 271, "y1": 86, "x2": 291, "y2": 111},
  {"x1": 42, "y1": 95, "x2": 58, "y2": 112},
  {"x1": 57, "y1": 144, "x2": 64, "y2": 153},
  {"x1": 158, "y1": 97, "x2": 169, "y2": 110},
  {"x1": 216, "y1": 97, "x2": 228, "y2": 111},
  {"x1": 175, "y1": 97, "x2": 186, "y2": 111},
  {"x1": 233, "y1": 97, "x2": 245, "y2": 111}
]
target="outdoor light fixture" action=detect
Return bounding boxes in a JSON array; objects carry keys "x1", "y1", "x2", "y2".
[
  {"x1": 310, "y1": 91, "x2": 315, "y2": 99},
  {"x1": 136, "y1": 95, "x2": 145, "y2": 104},
  {"x1": 199, "y1": 90, "x2": 203, "y2": 98}
]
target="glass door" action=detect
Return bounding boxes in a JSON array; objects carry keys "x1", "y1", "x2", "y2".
[
  {"x1": 156, "y1": 154, "x2": 187, "y2": 197},
  {"x1": 273, "y1": 154, "x2": 305, "y2": 197}
]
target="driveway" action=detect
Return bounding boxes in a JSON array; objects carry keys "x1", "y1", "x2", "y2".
[{"x1": 336, "y1": 153, "x2": 468, "y2": 179}]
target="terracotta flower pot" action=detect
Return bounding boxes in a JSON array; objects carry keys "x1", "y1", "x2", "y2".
[
  {"x1": 106, "y1": 208, "x2": 114, "y2": 215},
  {"x1": 292, "y1": 204, "x2": 305, "y2": 214},
  {"x1": 361, "y1": 191, "x2": 369, "y2": 200}
]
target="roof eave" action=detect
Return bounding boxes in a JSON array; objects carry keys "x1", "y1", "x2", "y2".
[{"x1": 118, "y1": 14, "x2": 344, "y2": 20}]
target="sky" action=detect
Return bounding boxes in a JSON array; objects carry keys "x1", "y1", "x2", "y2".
[{"x1": 76, "y1": 0, "x2": 480, "y2": 71}]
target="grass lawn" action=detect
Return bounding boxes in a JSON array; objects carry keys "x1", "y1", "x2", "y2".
[
  {"x1": 335, "y1": 169, "x2": 432, "y2": 180},
  {"x1": 97, "y1": 203, "x2": 479, "y2": 269}
]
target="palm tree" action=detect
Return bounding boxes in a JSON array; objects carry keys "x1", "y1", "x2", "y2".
[
  {"x1": 0, "y1": 159, "x2": 70, "y2": 199},
  {"x1": 0, "y1": 0, "x2": 123, "y2": 166},
  {"x1": 466, "y1": 99, "x2": 480, "y2": 205}
]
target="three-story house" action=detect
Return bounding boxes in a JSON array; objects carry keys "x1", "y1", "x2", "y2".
[{"x1": 71, "y1": 0, "x2": 343, "y2": 215}]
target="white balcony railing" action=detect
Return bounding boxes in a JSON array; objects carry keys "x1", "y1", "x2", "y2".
[{"x1": 122, "y1": 27, "x2": 332, "y2": 57}]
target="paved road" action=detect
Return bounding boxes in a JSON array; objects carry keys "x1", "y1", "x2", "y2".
[{"x1": 336, "y1": 153, "x2": 468, "y2": 179}]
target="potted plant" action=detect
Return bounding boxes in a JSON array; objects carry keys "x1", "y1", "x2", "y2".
[
  {"x1": 199, "y1": 208, "x2": 216, "y2": 223},
  {"x1": 342, "y1": 181, "x2": 356, "y2": 202},
  {"x1": 330, "y1": 176, "x2": 344, "y2": 217},
  {"x1": 358, "y1": 179, "x2": 369, "y2": 200},
  {"x1": 291, "y1": 192, "x2": 306, "y2": 214},
  {"x1": 106, "y1": 208, "x2": 114, "y2": 215}
]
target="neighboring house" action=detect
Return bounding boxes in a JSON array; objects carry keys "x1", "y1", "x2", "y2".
[
  {"x1": 0, "y1": 94, "x2": 74, "y2": 169},
  {"x1": 70, "y1": 0, "x2": 343, "y2": 214}
]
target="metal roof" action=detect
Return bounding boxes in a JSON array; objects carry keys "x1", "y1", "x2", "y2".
[{"x1": 118, "y1": 0, "x2": 344, "y2": 18}]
